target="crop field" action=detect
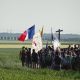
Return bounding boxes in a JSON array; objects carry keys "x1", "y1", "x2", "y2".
[
  {"x1": 0, "y1": 40, "x2": 70, "y2": 48},
  {"x1": 0, "y1": 41, "x2": 80, "y2": 80}
]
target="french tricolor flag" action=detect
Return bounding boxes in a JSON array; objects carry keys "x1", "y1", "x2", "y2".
[{"x1": 18, "y1": 25, "x2": 35, "y2": 42}]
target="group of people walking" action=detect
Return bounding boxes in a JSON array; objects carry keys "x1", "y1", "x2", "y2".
[{"x1": 19, "y1": 44, "x2": 80, "y2": 71}]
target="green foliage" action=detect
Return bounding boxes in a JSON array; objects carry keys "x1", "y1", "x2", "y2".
[{"x1": 0, "y1": 48, "x2": 80, "y2": 80}]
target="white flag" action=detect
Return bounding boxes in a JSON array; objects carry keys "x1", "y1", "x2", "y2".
[
  {"x1": 32, "y1": 32, "x2": 43, "y2": 53},
  {"x1": 52, "y1": 33, "x2": 60, "y2": 51},
  {"x1": 52, "y1": 40, "x2": 60, "y2": 51}
]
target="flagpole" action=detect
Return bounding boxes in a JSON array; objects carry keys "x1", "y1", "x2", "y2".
[{"x1": 51, "y1": 27, "x2": 53, "y2": 45}]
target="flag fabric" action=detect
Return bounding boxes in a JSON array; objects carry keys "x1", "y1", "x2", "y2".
[
  {"x1": 46, "y1": 41, "x2": 48, "y2": 49},
  {"x1": 52, "y1": 33, "x2": 60, "y2": 51},
  {"x1": 40, "y1": 27, "x2": 43, "y2": 37},
  {"x1": 51, "y1": 33, "x2": 54, "y2": 41},
  {"x1": 39, "y1": 26, "x2": 43, "y2": 37},
  {"x1": 52, "y1": 39, "x2": 60, "y2": 51},
  {"x1": 28, "y1": 25, "x2": 35, "y2": 39},
  {"x1": 18, "y1": 31, "x2": 28, "y2": 41},
  {"x1": 51, "y1": 27, "x2": 53, "y2": 41},
  {"x1": 18, "y1": 25, "x2": 35, "y2": 41},
  {"x1": 32, "y1": 32, "x2": 43, "y2": 53}
]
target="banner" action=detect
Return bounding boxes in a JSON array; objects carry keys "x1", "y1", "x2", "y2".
[
  {"x1": 32, "y1": 32, "x2": 43, "y2": 53},
  {"x1": 18, "y1": 25, "x2": 35, "y2": 41},
  {"x1": 52, "y1": 33, "x2": 60, "y2": 51}
]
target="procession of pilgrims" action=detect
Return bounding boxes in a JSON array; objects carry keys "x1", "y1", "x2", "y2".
[
  {"x1": 19, "y1": 44, "x2": 80, "y2": 71},
  {"x1": 19, "y1": 26, "x2": 80, "y2": 71}
]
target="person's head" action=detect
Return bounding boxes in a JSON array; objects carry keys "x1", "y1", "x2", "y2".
[
  {"x1": 71, "y1": 47, "x2": 74, "y2": 50},
  {"x1": 28, "y1": 48, "x2": 31, "y2": 52},
  {"x1": 55, "y1": 50, "x2": 59, "y2": 56},
  {"x1": 33, "y1": 49, "x2": 35, "y2": 53},
  {"x1": 25, "y1": 47, "x2": 28, "y2": 51},
  {"x1": 22, "y1": 46, "x2": 25, "y2": 50}
]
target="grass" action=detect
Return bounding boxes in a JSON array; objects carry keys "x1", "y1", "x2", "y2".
[
  {"x1": 0, "y1": 48, "x2": 80, "y2": 80},
  {"x1": 0, "y1": 68, "x2": 80, "y2": 80}
]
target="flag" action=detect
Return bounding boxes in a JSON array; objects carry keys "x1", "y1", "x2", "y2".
[
  {"x1": 28, "y1": 25, "x2": 35, "y2": 39},
  {"x1": 39, "y1": 26, "x2": 43, "y2": 37},
  {"x1": 18, "y1": 25, "x2": 35, "y2": 41},
  {"x1": 46, "y1": 41, "x2": 48, "y2": 49},
  {"x1": 32, "y1": 32, "x2": 43, "y2": 53},
  {"x1": 51, "y1": 27, "x2": 53, "y2": 41},
  {"x1": 52, "y1": 39, "x2": 60, "y2": 51},
  {"x1": 40, "y1": 27, "x2": 43, "y2": 37},
  {"x1": 52, "y1": 33, "x2": 60, "y2": 51},
  {"x1": 18, "y1": 31, "x2": 27, "y2": 41}
]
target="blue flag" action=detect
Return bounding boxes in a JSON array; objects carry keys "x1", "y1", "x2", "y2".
[
  {"x1": 28, "y1": 25, "x2": 35, "y2": 39},
  {"x1": 51, "y1": 27, "x2": 53, "y2": 41}
]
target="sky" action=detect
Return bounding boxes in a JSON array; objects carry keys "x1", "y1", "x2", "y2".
[{"x1": 0, "y1": 0, "x2": 80, "y2": 34}]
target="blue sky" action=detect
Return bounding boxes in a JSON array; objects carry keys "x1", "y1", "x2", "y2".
[{"x1": 0, "y1": 0, "x2": 80, "y2": 34}]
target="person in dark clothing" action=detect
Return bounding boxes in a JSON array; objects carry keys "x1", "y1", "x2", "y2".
[
  {"x1": 71, "y1": 53, "x2": 76, "y2": 70},
  {"x1": 25, "y1": 47, "x2": 28, "y2": 67},
  {"x1": 38, "y1": 50, "x2": 43, "y2": 68},
  {"x1": 53, "y1": 51, "x2": 61, "y2": 70},
  {"x1": 39, "y1": 49, "x2": 46, "y2": 68},
  {"x1": 32, "y1": 49, "x2": 38, "y2": 68},
  {"x1": 74, "y1": 50, "x2": 80, "y2": 71},
  {"x1": 45, "y1": 48, "x2": 52, "y2": 67},
  {"x1": 61, "y1": 48, "x2": 67, "y2": 69},
  {"x1": 65, "y1": 51, "x2": 72, "y2": 70},
  {"x1": 25, "y1": 48, "x2": 32, "y2": 68},
  {"x1": 19, "y1": 46, "x2": 26, "y2": 67}
]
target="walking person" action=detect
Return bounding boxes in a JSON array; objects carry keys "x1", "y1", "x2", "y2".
[
  {"x1": 19, "y1": 46, "x2": 26, "y2": 67},
  {"x1": 32, "y1": 49, "x2": 38, "y2": 68}
]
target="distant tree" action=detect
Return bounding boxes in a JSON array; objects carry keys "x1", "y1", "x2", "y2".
[
  {"x1": 14, "y1": 37, "x2": 17, "y2": 40},
  {"x1": 1, "y1": 36, "x2": 3, "y2": 40},
  {"x1": 4, "y1": 37, "x2": 6, "y2": 40},
  {"x1": 7, "y1": 37, "x2": 10, "y2": 40},
  {"x1": 11, "y1": 37, "x2": 13, "y2": 40}
]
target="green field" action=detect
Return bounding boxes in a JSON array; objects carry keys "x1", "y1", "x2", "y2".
[{"x1": 0, "y1": 48, "x2": 80, "y2": 80}]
